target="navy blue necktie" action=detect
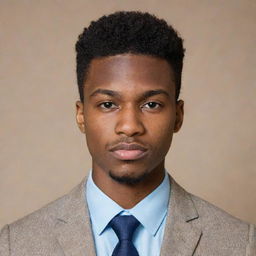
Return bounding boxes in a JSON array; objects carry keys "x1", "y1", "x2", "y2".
[{"x1": 110, "y1": 215, "x2": 140, "y2": 256}]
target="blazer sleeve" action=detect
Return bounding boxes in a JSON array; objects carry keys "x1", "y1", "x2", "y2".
[
  {"x1": 0, "y1": 225, "x2": 10, "y2": 256},
  {"x1": 247, "y1": 224, "x2": 256, "y2": 256}
]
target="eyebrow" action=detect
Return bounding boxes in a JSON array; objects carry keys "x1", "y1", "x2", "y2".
[
  {"x1": 89, "y1": 89, "x2": 121, "y2": 98},
  {"x1": 141, "y1": 89, "x2": 170, "y2": 100},
  {"x1": 89, "y1": 88, "x2": 170, "y2": 99}
]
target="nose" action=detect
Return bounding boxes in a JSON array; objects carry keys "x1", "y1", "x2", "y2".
[{"x1": 115, "y1": 106, "x2": 145, "y2": 137}]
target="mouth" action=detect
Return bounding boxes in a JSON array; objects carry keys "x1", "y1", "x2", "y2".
[{"x1": 109, "y1": 143, "x2": 148, "y2": 161}]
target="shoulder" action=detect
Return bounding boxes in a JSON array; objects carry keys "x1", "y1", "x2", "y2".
[
  {"x1": 190, "y1": 192, "x2": 249, "y2": 228},
  {"x1": 7, "y1": 177, "x2": 86, "y2": 229},
  {"x1": 189, "y1": 192, "x2": 256, "y2": 254},
  {"x1": 168, "y1": 178, "x2": 256, "y2": 255},
  {"x1": 8, "y1": 192, "x2": 70, "y2": 234},
  {"x1": 0, "y1": 177, "x2": 88, "y2": 254},
  {"x1": 0, "y1": 194, "x2": 68, "y2": 255},
  {"x1": 170, "y1": 177, "x2": 252, "y2": 231}
]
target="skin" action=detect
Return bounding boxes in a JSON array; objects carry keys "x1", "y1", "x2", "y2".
[{"x1": 76, "y1": 54, "x2": 184, "y2": 209}]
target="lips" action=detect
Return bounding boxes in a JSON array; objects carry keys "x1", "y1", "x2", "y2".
[{"x1": 109, "y1": 143, "x2": 148, "y2": 160}]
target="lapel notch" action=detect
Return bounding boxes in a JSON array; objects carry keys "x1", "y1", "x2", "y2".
[
  {"x1": 54, "y1": 177, "x2": 96, "y2": 256},
  {"x1": 160, "y1": 177, "x2": 202, "y2": 256}
]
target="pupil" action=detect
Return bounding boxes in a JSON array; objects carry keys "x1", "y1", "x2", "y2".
[
  {"x1": 105, "y1": 102, "x2": 111, "y2": 108},
  {"x1": 149, "y1": 102, "x2": 156, "y2": 107}
]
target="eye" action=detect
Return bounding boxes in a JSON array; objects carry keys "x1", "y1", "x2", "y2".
[
  {"x1": 99, "y1": 102, "x2": 117, "y2": 110},
  {"x1": 143, "y1": 102, "x2": 162, "y2": 109}
]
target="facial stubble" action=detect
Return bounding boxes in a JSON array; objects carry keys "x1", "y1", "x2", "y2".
[{"x1": 108, "y1": 164, "x2": 150, "y2": 185}]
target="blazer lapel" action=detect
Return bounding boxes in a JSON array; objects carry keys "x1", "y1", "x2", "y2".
[
  {"x1": 54, "y1": 177, "x2": 96, "y2": 256},
  {"x1": 52, "y1": 175, "x2": 202, "y2": 256},
  {"x1": 161, "y1": 177, "x2": 202, "y2": 256}
]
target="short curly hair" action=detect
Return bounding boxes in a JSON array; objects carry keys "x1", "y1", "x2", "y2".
[{"x1": 75, "y1": 11, "x2": 185, "y2": 102}]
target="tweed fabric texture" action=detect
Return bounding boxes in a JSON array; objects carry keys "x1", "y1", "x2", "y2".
[{"x1": 0, "y1": 175, "x2": 255, "y2": 256}]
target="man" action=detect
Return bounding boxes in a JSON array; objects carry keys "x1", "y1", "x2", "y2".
[{"x1": 0, "y1": 11, "x2": 255, "y2": 256}]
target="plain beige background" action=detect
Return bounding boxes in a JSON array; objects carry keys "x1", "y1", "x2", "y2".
[{"x1": 1, "y1": 0, "x2": 256, "y2": 227}]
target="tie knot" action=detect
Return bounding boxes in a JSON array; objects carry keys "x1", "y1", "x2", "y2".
[{"x1": 110, "y1": 215, "x2": 140, "y2": 241}]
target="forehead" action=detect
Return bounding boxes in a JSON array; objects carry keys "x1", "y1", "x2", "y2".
[{"x1": 84, "y1": 54, "x2": 175, "y2": 96}]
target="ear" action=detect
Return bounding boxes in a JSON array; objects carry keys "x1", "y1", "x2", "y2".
[
  {"x1": 174, "y1": 100, "x2": 184, "y2": 133},
  {"x1": 76, "y1": 101, "x2": 86, "y2": 134}
]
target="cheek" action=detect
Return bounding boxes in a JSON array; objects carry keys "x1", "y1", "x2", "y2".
[
  {"x1": 147, "y1": 112, "x2": 175, "y2": 136},
  {"x1": 146, "y1": 115, "x2": 175, "y2": 149},
  {"x1": 84, "y1": 111, "x2": 115, "y2": 148}
]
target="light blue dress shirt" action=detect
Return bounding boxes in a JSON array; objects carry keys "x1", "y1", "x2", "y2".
[{"x1": 86, "y1": 171, "x2": 171, "y2": 256}]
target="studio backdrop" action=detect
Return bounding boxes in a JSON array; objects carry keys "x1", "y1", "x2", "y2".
[{"x1": 0, "y1": 0, "x2": 256, "y2": 226}]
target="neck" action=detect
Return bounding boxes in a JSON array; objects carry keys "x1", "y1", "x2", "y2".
[{"x1": 92, "y1": 163, "x2": 165, "y2": 209}]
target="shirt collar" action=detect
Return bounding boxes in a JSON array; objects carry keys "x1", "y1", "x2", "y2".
[
  {"x1": 86, "y1": 171, "x2": 123, "y2": 235},
  {"x1": 128, "y1": 172, "x2": 170, "y2": 236},
  {"x1": 86, "y1": 170, "x2": 170, "y2": 236}
]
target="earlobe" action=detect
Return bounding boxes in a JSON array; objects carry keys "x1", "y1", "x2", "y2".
[
  {"x1": 76, "y1": 101, "x2": 86, "y2": 134},
  {"x1": 174, "y1": 100, "x2": 184, "y2": 133}
]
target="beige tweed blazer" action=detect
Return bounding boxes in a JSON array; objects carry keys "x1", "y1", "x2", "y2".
[{"x1": 0, "y1": 176, "x2": 255, "y2": 255}]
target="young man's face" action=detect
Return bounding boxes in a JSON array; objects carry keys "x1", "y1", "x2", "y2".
[{"x1": 76, "y1": 54, "x2": 183, "y2": 185}]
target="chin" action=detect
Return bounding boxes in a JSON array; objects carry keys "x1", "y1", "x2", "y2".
[{"x1": 108, "y1": 168, "x2": 149, "y2": 185}]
